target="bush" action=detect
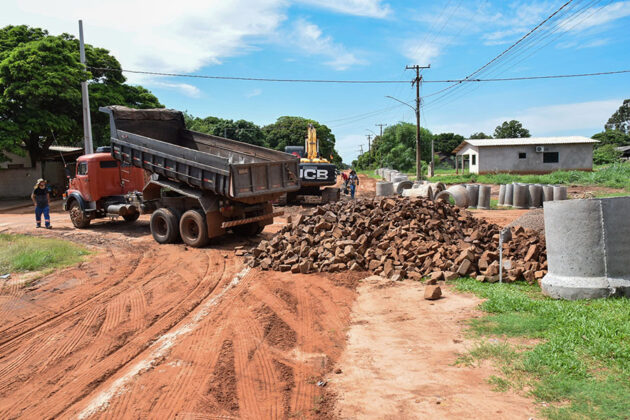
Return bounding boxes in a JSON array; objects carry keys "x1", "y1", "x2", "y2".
[{"x1": 593, "y1": 144, "x2": 622, "y2": 165}]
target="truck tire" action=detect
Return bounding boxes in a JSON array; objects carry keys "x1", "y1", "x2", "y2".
[
  {"x1": 69, "y1": 201, "x2": 90, "y2": 228},
  {"x1": 150, "y1": 208, "x2": 180, "y2": 244},
  {"x1": 179, "y1": 209, "x2": 209, "y2": 247}
]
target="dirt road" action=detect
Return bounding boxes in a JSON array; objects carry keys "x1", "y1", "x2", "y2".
[
  {"x1": 0, "y1": 178, "x2": 537, "y2": 418},
  {"x1": 0, "y1": 208, "x2": 357, "y2": 419}
]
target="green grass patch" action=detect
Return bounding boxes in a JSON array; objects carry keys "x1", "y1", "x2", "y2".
[
  {"x1": 357, "y1": 169, "x2": 381, "y2": 180},
  {"x1": 430, "y1": 163, "x2": 630, "y2": 191},
  {"x1": 454, "y1": 278, "x2": 630, "y2": 419},
  {"x1": 0, "y1": 234, "x2": 89, "y2": 274}
]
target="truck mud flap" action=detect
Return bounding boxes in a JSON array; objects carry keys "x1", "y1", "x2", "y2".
[{"x1": 221, "y1": 211, "x2": 284, "y2": 229}]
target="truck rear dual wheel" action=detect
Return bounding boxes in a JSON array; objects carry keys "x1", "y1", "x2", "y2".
[
  {"x1": 150, "y1": 208, "x2": 180, "y2": 244},
  {"x1": 179, "y1": 209, "x2": 209, "y2": 248}
]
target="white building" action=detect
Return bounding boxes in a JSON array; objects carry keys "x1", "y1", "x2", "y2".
[{"x1": 452, "y1": 137, "x2": 598, "y2": 174}]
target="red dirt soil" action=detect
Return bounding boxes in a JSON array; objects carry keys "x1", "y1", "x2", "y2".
[{"x1": 0, "y1": 177, "x2": 536, "y2": 419}]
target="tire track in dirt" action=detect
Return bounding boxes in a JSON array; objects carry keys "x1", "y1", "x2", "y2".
[
  {"x1": 0, "y1": 251, "x2": 143, "y2": 349},
  {"x1": 64, "y1": 256, "x2": 236, "y2": 420},
  {"x1": 101, "y1": 253, "x2": 227, "y2": 419},
  {"x1": 0, "y1": 246, "x2": 229, "y2": 419}
]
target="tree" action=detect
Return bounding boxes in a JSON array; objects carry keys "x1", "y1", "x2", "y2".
[
  {"x1": 605, "y1": 99, "x2": 630, "y2": 134},
  {"x1": 433, "y1": 132, "x2": 464, "y2": 154},
  {"x1": 187, "y1": 115, "x2": 267, "y2": 147},
  {"x1": 591, "y1": 130, "x2": 630, "y2": 148},
  {"x1": 469, "y1": 132, "x2": 492, "y2": 139},
  {"x1": 262, "y1": 116, "x2": 342, "y2": 166},
  {"x1": 493, "y1": 120, "x2": 531, "y2": 139},
  {"x1": 359, "y1": 122, "x2": 431, "y2": 172},
  {"x1": 593, "y1": 144, "x2": 622, "y2": 165},
  {"x1": 0, "y1": 25, "x2": 162, "y2": 163}
]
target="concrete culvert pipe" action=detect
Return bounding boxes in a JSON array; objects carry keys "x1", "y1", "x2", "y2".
[
  {"x1": 402, "y1": 185, "x2": 433, "y2": 200},
  {"x1": 542, "y1": 197, "x2": 630, "y2": 300},
  {"x1": 529, "y1": 184, "x2": 543, "y2": 208},
  {"x1": 427, "y1": 182, "x2": 446, "y2": 194},
  {"x1": 394, "y1": 180, "x2": 413, "y2": 194},
  {"x1": 386, "y1": 171, "x2": 398, "y2": 182},
  {"x1": 553, "y1": 186, "x2": 567, "y2": 201},
  {"x1": 542, "y1": 185, "x2": 554, "y2": 202},
  {"x1": 376, "y1": 181, "x2": 394, "y2": 196},
  {"x1": 477, "y1": 185, "x2": 491, "y2": 209},
  {"x1": 435, "y1": 185, "x2": 469, "y2": 208},
  {"x1": 466, "y1": 184, "x2": 479, "y2": 208},
  {"x1": 498, "y1": 184, "x2": 506, "y2": 206},
  {"x1": 512, "y1": 183, "x2": 529, "y2": 209},
  {"x1": 504, "y1": 183, "x2": 514, "y2": 206},
  {"x1": 393, "y1": 175, "x2": 409, "y2": 183}
]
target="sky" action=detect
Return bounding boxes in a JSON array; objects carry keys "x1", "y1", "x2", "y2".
[{"x1": 3, "y1": 0, "x2": 630, "y2": 163}]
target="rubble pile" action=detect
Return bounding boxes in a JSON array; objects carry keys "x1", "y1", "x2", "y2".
[{"x1": 248, "y1": 197, "x2": 547, "y2": 283}]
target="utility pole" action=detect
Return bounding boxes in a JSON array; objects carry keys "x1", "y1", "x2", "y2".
[
  {"x1": 79, "y1": 20, "x2": 93, "y2": 154},
  {"x1": 359, "y1": 145, "x2": 364, "y2": 155},
  {"x1": 405, "y1": 64, "x2": 430, "y2": 179},
  {"x1": 366, "y1": 134, "x2": 372, "y2": 153},
  {"x1": 375, "y1": 123, "x2": 387, "y2": 137}
]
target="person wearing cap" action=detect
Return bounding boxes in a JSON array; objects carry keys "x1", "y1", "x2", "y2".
[{"x1": 31, "y1": 179, "x2": 51, "y2": 229}]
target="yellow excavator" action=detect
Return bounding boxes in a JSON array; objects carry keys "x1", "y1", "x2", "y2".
[{"x1": 283, "y1": 124, "x2": 340, "y2": 204}]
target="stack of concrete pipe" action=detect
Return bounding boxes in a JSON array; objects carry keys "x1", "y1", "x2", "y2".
[{"x1": 497, "y1": 182, "x2": 568, "y2": 208}]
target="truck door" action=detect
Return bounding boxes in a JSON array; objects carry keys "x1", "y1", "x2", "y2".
[{"x1": 74, "y1": 161, "x2": 92, "y2": 201}]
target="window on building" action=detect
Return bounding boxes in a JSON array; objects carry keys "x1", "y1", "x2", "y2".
[
  {"x1": 519, "y1": 152, "x2": 526, "y2": 159},
  {"x1": 77, "y1": 162, "x2": 88, "y2": 175},
  {"x1": 99, "y1": 160, "x2": 118, "y2": 169},
  {"x1": 543, "y1": 152, "x2": 559, "y2": 163},
  {"x1": 471, "y1": 155, "x2": 476, "y2": 165}
]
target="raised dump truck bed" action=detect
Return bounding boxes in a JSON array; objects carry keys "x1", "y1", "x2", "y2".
[
  {"x1": 63, "y1": 106, "x2": 300, "y2": 247},
  {"x1": 100, "y1": 106, "x2": 300, "y2": 202}
]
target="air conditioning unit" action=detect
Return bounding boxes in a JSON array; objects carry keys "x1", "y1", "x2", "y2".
[{"x1": 535, "y1": 146, "x2": 545, "y2": 153}]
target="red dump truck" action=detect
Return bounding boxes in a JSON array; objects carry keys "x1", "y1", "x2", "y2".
[{"x1": 63, "y1": 106, "x2": 300, "y2": 246}]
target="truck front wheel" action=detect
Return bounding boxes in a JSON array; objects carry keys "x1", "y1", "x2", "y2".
[
  {"x1": 150, "y1": 208, "x2": 180, "y2": 244},
  {"x1": 69, "y1": 201, "x2": 90, "y2": 229},
  {"x1": 179, "y1": 210, "x2": 209, "y2": 248}
]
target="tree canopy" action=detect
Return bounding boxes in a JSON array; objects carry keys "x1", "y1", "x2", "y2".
[
  {"x1": 0, "y1": 25, "x2": 162, "y2": 163},
  {"x1": 493, "y1": 120, "x2": 531, "y2": 138},
  {"x1": 469, "y1": 132, "x2": 492, "y2": 139},
  {"x1": 354, "y1": 122, "x2": 432, "y2": 171},
  {"x1": 605, "y1": 99, "x2": 630, "y2": 134},
  {"x1": 186, "y1": 115, "x2": 267, "y2": 147}
]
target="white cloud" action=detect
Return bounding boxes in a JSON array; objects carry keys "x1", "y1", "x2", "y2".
[
  {"x1": 150, "y1": 82, "x2": 201, "y2": 98},
  {"x1": 558, "y1": 1, "x2": 630, "y2": 32},
  {"x1": 402, "y1": 36, "x2": 448, "y2": 64},
  {"x1": 290, "y1": 19, "x2": 365, "y2": 70},
  {"x1": 336, "y1": 133, "x2": 367, "y2": 163},
  {"x1": 429, "y1": 99, "x2": 622, "y2": 137},
  {"x1": 2, "y1": 0, "x2": 288, "y2": 83},
  {"x1": 297, "y1": 0, "x2": 391, "y2": 18},
  {"x1": 245, "y1": 88, "x2": 263, "y2": 98}
]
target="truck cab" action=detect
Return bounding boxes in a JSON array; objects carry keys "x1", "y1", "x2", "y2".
[{"x1": 64, "y1": 152, "x2": 146, "y2": 228}]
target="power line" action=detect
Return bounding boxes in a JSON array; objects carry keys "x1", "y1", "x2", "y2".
[{"x1": 88, "y1": 66, "x2": 630, "y2": 85}]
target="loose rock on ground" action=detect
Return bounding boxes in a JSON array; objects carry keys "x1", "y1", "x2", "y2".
[{"x1": 248, "y1": 197, "x2": 547, "y2": 283}]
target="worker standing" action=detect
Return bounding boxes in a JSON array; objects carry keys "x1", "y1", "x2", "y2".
[
  {"x1": 348, "y1": 170, "x2": 359, "y2": 199},
  {"x1": 31, "y1": 178, "x2": 52, "y2": 229},
  {"x1": 341, "y1": 171, "x2": 349, "y2": 194}
]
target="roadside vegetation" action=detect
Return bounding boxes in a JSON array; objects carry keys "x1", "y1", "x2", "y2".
[
  {"x1": 454, "y1": 278, "x2": 630, "y2": 420},
  {"x1": 0, "y1": 234, "x2": 88, "y2": 274},
  {"x1": 430, "y1": 162, "x2": 630, "y2": 190}
]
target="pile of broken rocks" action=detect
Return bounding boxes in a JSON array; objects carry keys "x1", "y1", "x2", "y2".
[{"x1": 247, "y1": 197, "x2": 547, "y2": 283}]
